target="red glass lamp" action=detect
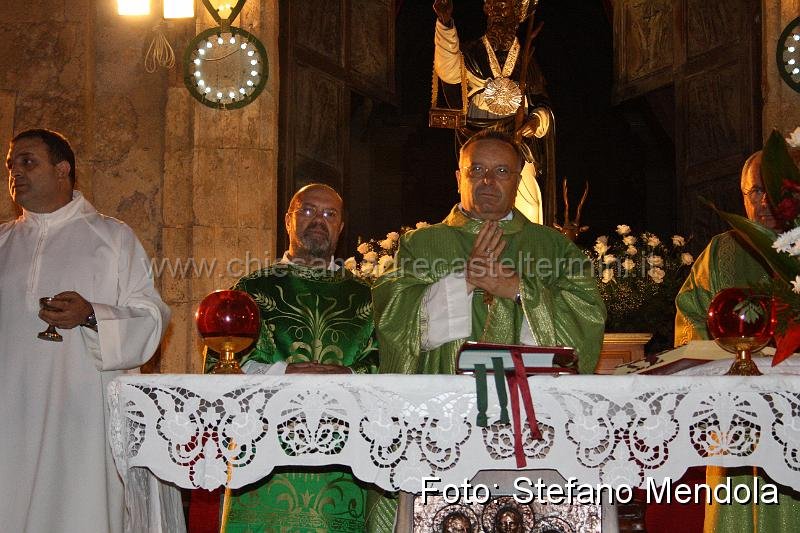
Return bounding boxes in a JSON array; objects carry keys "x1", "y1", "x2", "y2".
[
  {"x1": 707, "y1": 288, "x2": 776, "y2": 376},
  {"x1": 196, "y1": 290, "x2": 260, "y2": 374}
]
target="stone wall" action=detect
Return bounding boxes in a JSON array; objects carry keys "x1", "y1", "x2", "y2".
[
  {"x1": 159, "y1": 3, "x2": 279, "y2": 374},
  {"x1": 0, "y1": 1, "x2": 279, "y2": 374}
]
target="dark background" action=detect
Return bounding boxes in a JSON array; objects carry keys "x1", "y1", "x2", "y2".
[{"x1": 347, "y1": 0, "x2": 676, "y2": 249}]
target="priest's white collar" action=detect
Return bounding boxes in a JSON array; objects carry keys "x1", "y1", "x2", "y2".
[
  {"x1": 280, "y1": 251, "x2": 340, "y2": 271},
  {"x1": 21, "y1": 190, "x2": 93, "y2": 225}
]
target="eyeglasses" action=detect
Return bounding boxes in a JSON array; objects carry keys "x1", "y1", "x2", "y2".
[
  {"x1": 462, "y1": 164, "x2": 520, "y2": 181},
  {"x1": 291, "y1": 205, "x2": 340, "y2": 220},
  {"x1": 743, "y1": 186, "x2": 767, "y2": 199}
]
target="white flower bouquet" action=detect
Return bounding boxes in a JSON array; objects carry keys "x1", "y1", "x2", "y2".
[
  {"x1": 347, "y1": 222, "x2": 430, "y2": 281},
  {"x1": 586, "y1": 225, "x2": 694, "y2": 351}
]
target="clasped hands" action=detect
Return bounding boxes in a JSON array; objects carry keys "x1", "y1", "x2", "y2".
[
  {"x1": 465, "y1": 221, "x2": 520, "y2": 300},
  {"x1": 39, "y1": 291, "x2": 94, "y2": 329}
]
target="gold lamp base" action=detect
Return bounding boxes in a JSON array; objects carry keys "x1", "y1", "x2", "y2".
[
  {"x1": 725, "y1": 349, "x2": 763, "y2": 376},
  {"x1": 210, "y1": 347, "x2": 244, "y2": 374},
  {"x1": 196, "y1": 290, "x2": 259, "y2": 374},
  {"x1": 211, "y1": 359, "x2": 243, "y2": 374}
]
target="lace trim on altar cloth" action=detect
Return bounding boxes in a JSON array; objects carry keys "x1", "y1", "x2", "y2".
[{"x1": 108, "y1": 374, "x2": 800, "y2": 497}]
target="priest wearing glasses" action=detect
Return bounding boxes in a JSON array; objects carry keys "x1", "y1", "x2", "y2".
[
  {"x1": 194, "y1": 183, "x2": 378, "y2": 533},
  {"x1": 372, "y1": 129, "x2": 605, "y2": 376}
]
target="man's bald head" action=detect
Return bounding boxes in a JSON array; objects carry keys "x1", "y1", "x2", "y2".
[
  {"x1": 285, "y1": 183, "x2": 345, "y2": 266},
  {"x1": 288, "y1": 183, "x2": 343, "y2": 212}
]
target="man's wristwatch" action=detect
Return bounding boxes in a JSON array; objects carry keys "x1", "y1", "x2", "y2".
[{"x1": 82, "y1": 311, "x2": 98, "y2": 330}]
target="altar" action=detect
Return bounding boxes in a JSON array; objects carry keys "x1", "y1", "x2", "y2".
[{"x1": 109, "y1": 371, "x2": 800, "y2": 531}]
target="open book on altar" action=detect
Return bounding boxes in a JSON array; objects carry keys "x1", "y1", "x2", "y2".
[{"x1": 456, "y1": 341, "x2": 577, "y2": 375}]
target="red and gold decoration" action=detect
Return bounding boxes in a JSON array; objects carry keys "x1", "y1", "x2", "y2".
[
  {"x1": 711, "y1": 130, "x2": 800, "y2": 367},
  {"x1": 707, "y1": 288, "x2": 776, "y2": 376},
  {"x1": 195, "y1": 290, "x2": 260, "y2": 374}
]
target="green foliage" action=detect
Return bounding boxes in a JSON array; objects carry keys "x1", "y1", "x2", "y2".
[
  {"x1": 710, "y1": 206, "x2": 798, "y2": 283},
  {"x1": 762, "y1": 130, "x2": 800, "y2": 210},
  {"x1": 733, "y1": 298, "x2": 765, "y2": 324}
]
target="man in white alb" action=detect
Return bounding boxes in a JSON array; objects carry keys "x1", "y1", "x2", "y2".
[{"x1": 0, "y1": 128, "x2": 171, "y2": 533}]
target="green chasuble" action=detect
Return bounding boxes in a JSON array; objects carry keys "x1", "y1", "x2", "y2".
[
  {"x1": 206, "y1": 263, "x2": 378, "y2": 533},
  {"x1": 372, "y1": 206, "x2": 606, "y2": 375},
  {"x1": 674, "y1": 231, "x2": 770, "y2": 346},
  {"x1": 673, "y1": 232, "x2": 800, "y2": 533}
]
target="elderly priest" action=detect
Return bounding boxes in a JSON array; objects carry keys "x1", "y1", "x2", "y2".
[{"x1": 372, "y1": 129, "x2": 605, "y2": 376}]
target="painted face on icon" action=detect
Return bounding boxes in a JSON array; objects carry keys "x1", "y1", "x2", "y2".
[
  {"x1": 442, "y1": 512, "x2": 471, "y2": 533},
  {"x1": 494, "y1": 508, "x2": 523, "y2": 533}
]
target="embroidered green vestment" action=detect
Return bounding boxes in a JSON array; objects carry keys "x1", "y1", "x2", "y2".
[
  {"x1": 206, "y1": 263, "x2": 378, "y2": 533},
  {"x1": 674, "y1": 231, "x2": 770, "y2": 346}
]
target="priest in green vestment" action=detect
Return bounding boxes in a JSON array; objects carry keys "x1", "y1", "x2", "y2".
[
  {"x1": 198, "y1": 184, "x2": 378, "y2": 533},
  {"x1": 674, "y1": 152, "x2": 775, "y2": 346},
  {"x1": 369, "y1": 129, "x2": 605, "y2": 532},
  {"x1": 373, "y1": 129, "x2": 605, "y2": 377},
  {"x1": 674, "y1": 231, "x2": 770, "y2": 346},
  {"x1": 672, "y1": 151, "x2": 800, "y2": 533}
]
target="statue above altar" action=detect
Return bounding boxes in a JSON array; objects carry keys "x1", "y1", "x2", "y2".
[{"x1": 431, "y1": 0, "x2": 556, "y2": 225}]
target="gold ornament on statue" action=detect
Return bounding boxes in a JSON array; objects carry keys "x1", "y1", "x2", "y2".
[
  {"x1": 482, "y1": 36, "x2": 522, "y2": 116},
  {"x1": 483, "y1": 77, "x2": 523, "y2": 115}
]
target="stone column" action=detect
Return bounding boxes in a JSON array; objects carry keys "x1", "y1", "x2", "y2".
[{"x1": 159, "y1": 1, "x2": 279, "y2": 373}]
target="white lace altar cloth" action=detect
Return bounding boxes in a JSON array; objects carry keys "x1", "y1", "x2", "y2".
[{"x1": 108, "y1": 373, "x2": 800, "y2": 494}]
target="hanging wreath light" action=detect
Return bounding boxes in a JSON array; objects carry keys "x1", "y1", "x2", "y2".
[
  {"x1": 183, "y1": 26, "x2": 268, "y2": 109},
  {"x1": 777, "y1": 16, "x2": 800, "y2": 93},
  {"x1": 183, "y1": 0, "x2": 268, "y2": 109}
]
